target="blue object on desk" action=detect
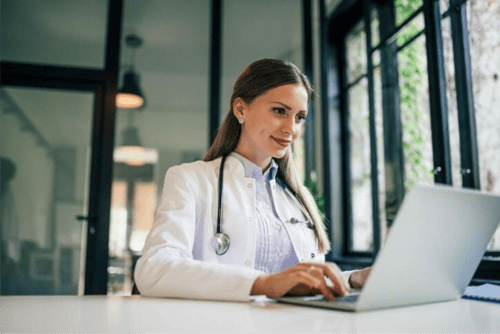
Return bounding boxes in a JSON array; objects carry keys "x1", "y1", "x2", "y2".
[{"x1": 462, "y1": 284, "x2": 500, "y2": 304}]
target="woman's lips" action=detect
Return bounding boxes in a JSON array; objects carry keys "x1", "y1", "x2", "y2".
[{"x1": 272, "y1": 137, "x2": 291, "y2": 147}]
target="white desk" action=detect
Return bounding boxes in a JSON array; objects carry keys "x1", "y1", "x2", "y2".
[{"x1": 2, "y1": 295, "x2": 499, "y2": 333}]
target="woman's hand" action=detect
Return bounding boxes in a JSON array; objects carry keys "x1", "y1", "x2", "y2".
[
  {"x1": 348, "y1": 267, "x2": 372, "y2": 289},
  {"x1": 250, "y1": 262, "x2": 349, "y2": 301}
]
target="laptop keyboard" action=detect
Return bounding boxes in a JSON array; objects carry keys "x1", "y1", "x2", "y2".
[
  {"x1": 334, "y1": 294, "x2": 359, "y2": 303},
  {"x1": 300, "y1": 292, "x2": 360, "y2": 304}
]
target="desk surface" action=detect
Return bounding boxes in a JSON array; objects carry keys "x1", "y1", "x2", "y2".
[{"x1": 2, "y1": 295, "x2": 500, "y2": 333}]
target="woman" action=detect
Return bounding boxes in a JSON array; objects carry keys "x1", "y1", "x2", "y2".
[{"x1": 134, "y1": 58, "x2": 370, "y2": 301}]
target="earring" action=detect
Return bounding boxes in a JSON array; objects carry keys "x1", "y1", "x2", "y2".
[{"x1": 238, "y1": 118, "x2": 244, "y2": 125}]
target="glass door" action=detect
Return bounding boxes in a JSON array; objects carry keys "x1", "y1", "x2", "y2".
[{"x1": 1, "y1": 86, "x2": 95, "y2": 295}]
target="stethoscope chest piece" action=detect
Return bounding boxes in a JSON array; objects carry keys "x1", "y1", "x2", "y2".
[{"x1": 211, "y1": 232, "x2": 230, "y2": 255}]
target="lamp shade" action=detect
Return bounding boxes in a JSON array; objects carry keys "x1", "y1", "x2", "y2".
[
  {"x1": 116, "y1": 70, "x2": 145, "y2": 109},
  {"x1": 113, "y1": 125, "x2": 158, "y2": 166}
]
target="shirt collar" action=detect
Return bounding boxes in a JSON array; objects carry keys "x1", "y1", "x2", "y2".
[{"x1": 230, "y1": 152, "x2": 278, "y2": 181}]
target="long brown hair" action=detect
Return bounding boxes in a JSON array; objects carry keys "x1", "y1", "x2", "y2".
[{"x1": 203, "y1": 58, "x2": 330, "y2": 253}]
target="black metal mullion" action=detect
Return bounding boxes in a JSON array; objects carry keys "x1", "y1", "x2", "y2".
[
  {"x1": 104, "y1": 0, "x2": 123, "y2": 74},
  {"x1": 320, "y1": 0, "x2": 334, "y2": 257},
  {"x1": 0, "y1": 75, "x2": 101, "y2": 91},
  {"x1": 449, "y1": 0, "x2": 480, "y2": 189},
  {"x1": 1, "y1": 62, "x2": 113, "y2": 86},
  {"x1": 85, "y1": 0, "x2": 123, "y2": 295},
  {"x1": 208, "y1": 0, "x2": 223, "y2": 146},
  {"x1": 371, "y1": 5, "x2": 423, "y2": 53},
  {"x1": 422, "y1": 0, "x2": 453, "y2": 186},
  {"x1": 344, "y1": 73, "x2": 368, "y2": 91},
  {"x1": 396, "y1": 29, "x2": 425, "y2": 52},
  {"x1": 340, "y1": 38, "x2": 353, "y2": 255},
  {"x1": 302, "y1": 0, "x2": 315, "y2": 186},
  {"x1": 321, "y1": 0, "x2": 346, "y2": 260},
  {"x1": 84, "y1": 84, "x2": 105, "y2": 295},
  {"x1": 363, "y1": 0, "x2": 381, "y2": 256},
  {"x1": 377, "y1": 0, "x2": 405, "y2": 228}
]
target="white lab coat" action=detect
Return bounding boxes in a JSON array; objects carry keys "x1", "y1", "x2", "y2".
[{"x1": 134, "y1": 155, "x2": 330, "y2": 302}]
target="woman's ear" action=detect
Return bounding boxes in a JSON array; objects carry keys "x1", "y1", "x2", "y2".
[{"x1": 232, "y1": 97, "x2": 247, "y2": 120}]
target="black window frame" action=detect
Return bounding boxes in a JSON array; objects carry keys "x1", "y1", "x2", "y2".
[
  {"x1": 321, "y1": 0, "x2": 500, "y2": 283},
  {"x1": 0, "y1": 0, "x2": 123, "y2": 294}
]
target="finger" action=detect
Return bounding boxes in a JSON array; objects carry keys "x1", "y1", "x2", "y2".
[
  {"x1": 293, "y1": 272, "x2": 324, "y2": 293},
  {"x1": 295, "y1": 272, "x2": 335, "y2": 301},
  {"x1": 311, "y1": 275, "x2": 336, "y2": 301},
  {"x1": 321, "y1": 263, "x2": 349, "y2": 296},
  {"x1": 351, "y1": 267, "x2": 372, "y2": 289},
  {"x1": 297, "y1": 262, "x2": 316, "y2": 269},
  {"x1": 303, "y1": 266, "x2": 338, "y2": 301},
  {"x1": 298, "y1": 262, "x2": 347, "y2": 296},
  {"x1": 327, "y1": 262, "x2": 349, "y2": 289}
]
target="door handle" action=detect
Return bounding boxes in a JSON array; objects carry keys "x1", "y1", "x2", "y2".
[{"x1": 75, "y1": 215, "x2": 97, "y2": 235}]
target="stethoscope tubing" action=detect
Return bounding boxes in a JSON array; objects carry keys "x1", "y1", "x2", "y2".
[
  {"x1": 216, "y1": 153, "x2": 229, "y2": 235},
  {"x1": 212, "y1": 153, "x2": 314, "y2": 255}
]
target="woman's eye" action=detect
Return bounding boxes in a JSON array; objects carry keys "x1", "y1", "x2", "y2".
[
  {"x1": 273, "y1": 107, "x2": 286, "y2": 115},
  {"x1": 297, "y1": 114, "x2": 307, "y2": 123}
]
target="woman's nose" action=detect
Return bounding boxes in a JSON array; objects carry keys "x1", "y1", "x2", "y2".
[{"x1": 281, "y1": 117, "x2": 297, "y2": 136}]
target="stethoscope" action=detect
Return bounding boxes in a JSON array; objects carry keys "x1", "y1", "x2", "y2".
[{"x1": 211, "y1": 153, "x2": 315, "y2": 255}]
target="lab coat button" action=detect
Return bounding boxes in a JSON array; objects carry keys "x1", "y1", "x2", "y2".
[
  {"x1": 247, "y1": 183, "x2": 252, "y2": 188},
  {"x1": 245, "y1": 261, "x2": 251, "y2": 266}
]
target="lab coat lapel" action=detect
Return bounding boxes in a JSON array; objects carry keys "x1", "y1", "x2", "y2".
[{"x1": 270, "y1": 178, "x2": 310, "y2": 263}]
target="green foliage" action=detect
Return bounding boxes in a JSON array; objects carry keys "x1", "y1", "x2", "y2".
[
  {"x1": 304, "y1": 179, "x2": 325, "y2": 216},
  {"x1": 396, "y1": 0, "x2": 433, "y2": 189},
  {"x1": 395, "y1": 0, "x2": 423, "y2": 26}
]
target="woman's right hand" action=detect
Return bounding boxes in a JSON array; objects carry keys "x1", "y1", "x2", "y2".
[{"x1": 250, "y1": 262, "x2": 349, "y2": 301}]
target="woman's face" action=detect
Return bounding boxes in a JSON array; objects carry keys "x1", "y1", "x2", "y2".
[{"x1": 233, "y1": 83, "x2": 309, "y2": 170}]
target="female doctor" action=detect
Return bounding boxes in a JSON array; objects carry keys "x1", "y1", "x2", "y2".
[{"x1": 134, "y1": 58, "x2": 370, "y2": 301}]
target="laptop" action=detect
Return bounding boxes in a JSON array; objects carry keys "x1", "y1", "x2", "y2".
[{"x1": 276, "y1": 184, "x2": 500, "y2": 312}]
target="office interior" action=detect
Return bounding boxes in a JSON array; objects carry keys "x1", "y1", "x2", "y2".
[{"x1": 0, "y1": 0, "x2": 499, "y2": 297}]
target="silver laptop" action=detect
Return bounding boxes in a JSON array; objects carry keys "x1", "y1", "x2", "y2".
[{"x1": 276, "y1": 184, "x2": 500, "y2": 312}]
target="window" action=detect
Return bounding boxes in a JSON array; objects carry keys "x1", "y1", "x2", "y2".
[
  {"x1": 324, "y1": 0, "x2": 500, "y2": 280},
  {"x1": 466, "y1": 0, "x2": 500, "y2": 251}
]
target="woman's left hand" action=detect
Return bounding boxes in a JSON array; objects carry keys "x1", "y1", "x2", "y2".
[{"x1": 348, "y1": 267, "x2": 372, "y2": 289}]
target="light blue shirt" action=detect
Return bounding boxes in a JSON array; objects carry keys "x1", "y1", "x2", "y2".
[{"x1": 231, "y1": 152, "x2": 299, "y2": 273}]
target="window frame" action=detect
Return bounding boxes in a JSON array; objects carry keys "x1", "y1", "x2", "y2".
[
  {"x1": 1, "y1": 0, "x2": 122, "y2": 295},
  {"x1": 321, "y1": 0, "x2": 500, "y2": 283}
]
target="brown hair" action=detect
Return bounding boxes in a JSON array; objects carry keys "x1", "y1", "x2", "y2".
[{"x1": 203, "y1": 58, "x2": 330, "y2": 253}]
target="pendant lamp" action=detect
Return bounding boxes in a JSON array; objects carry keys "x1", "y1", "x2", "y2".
[
  {"x1": 116, "y1": 34, "x2": 146, "y2": 109},
  {"x1": 113, "y1": 111, "x2": 158, "y2": 166}
]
